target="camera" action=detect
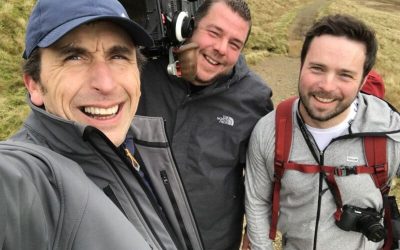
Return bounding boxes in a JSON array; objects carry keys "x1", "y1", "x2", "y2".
[
  {"x1": 119, "y1": 0, "x2": 204, "y2": 57},
  {"x1": 336, "y1": 204, "x2": 386, "y2": 242}
]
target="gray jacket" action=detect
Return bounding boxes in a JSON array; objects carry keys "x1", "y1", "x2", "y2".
[
  {"x1": 0, "y1": 100, "x2": 203, "y2": 250},
  {"x1": 138, "y1": 55, "x2": 273, "y2": 250},
  {"x1": 245, "y1": 94, "x2": 400, "y2": 250}
]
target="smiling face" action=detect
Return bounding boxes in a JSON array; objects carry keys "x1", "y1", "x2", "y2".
[
  {"x1": 24, "y1": 21, "x2": 140, "y2": 146},
  {"x1": 299, "y1": 34, "x2": 367, "y2": 128},
  {"x1": 189, "y1": 1, "x2": 250, "y2": 86}
]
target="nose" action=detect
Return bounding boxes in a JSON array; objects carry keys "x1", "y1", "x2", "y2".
[
  {"x1": 213, "y1": 38, "x2": 228, "y2": 55},
  {"x1": 89, "y1": 60, "x2": 115, "y2": 93},
  {"x1": 318, "y1": 73, "x2": 336, "y2": 91}
]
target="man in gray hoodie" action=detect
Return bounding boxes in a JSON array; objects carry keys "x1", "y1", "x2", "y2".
[
  {"x1": 245, "y1": 14, "x2": 400, "y2": 250},
  {"x1": 0, "y1": 0, "x2": 204, "y2": 249}
]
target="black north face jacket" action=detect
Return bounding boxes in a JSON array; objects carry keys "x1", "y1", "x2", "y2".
[{"x1": 138, "y1": 55, "x2": 274, "y2": 249}]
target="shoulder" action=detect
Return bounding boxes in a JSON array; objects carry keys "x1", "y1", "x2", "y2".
[
  {"x1": 0, "y1": 141, "x2": 89, "y2": 190},
  {"x1": 356, "y1": 94, "x2": 400, "y2": 134},
  {"x1": 251, "y1": 110, "x2": 276, "y2": 143},
  {"x1": 233, "y1": 56, "x2": 273, "y2": 99}
]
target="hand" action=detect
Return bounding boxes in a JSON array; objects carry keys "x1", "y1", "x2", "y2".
[
  {"x1": 174, "y1": 42, "x2": 199, "y2": 82},
  {"x1": 241, "y1": 231, "x2": 251, "y2": 250}
]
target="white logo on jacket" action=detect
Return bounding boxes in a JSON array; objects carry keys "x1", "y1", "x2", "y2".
[
  {"x1": 346, "y1": 156, "x2": 359, "y2": 163},
  {"x1": 217, "y1": 115, "x2": 234, "y2": 126}
]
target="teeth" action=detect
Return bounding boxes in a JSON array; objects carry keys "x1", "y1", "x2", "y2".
[
  {"x1": 315, "y1": 96, "x2": 334, "y2": 103},
  {"x1": 205, "y1": 55, "x2": 218, "y2": 65},
  {"x1": 84, "y1": 105, "x2": 118, "y2": 116}
]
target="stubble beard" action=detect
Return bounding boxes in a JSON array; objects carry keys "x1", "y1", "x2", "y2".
[{"x1": 299, "y1": 89, "x2": 353, "y2": 122}]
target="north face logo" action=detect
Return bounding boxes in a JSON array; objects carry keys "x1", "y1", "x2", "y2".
[{"x1": 217, "y1": 115, "x2": 234, "y2": 126}]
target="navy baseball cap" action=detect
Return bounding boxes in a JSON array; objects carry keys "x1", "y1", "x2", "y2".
[{"x1": 23, "y1": 0, "x2": 153, "y2": 59}]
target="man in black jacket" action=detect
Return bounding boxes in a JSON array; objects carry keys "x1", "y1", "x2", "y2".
[{"x1": 137, "y1": 0, "x2": 274, "y2": 249}]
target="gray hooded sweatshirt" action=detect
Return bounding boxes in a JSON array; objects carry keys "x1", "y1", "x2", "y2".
[{"x1": 245, "y1": 94, "x2": 400, "y2": 250}]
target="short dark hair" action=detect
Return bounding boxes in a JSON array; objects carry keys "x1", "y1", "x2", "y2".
[
  {"x1": 194, "y1": 0, "x2": 252, "y2": 43},
  {"x1": 23, "y1": 48, "x2": 42, "y2": 83},
  {"x1": 300, "y1": 14, "x2": 377, "y2": 78},
  {"x1": 22, "y1": 47, "x2": 146, "y2": 83}
]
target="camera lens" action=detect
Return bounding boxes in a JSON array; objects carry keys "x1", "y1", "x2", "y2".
[{"x1": 358, "y1": 216, "x2": 386, "y2": 242}]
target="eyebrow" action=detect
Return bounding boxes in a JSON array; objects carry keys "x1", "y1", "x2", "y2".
[
  {"x1": 55, "y1": 44, "x2": 135, "y2": 57},
  {"x1": 309, "y1": 62, "x2": 357, "y2": 75},
  {"x1": 57, "y1": 44, "x2": 86, "y2": 56},
  {"x1": 107, "y1": 45, "x2": 135, "y2": 57}
]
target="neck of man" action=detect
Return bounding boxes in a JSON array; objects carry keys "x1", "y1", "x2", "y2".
[{"x1": 190, "y1": 68, "x2": 234, "y2": 87}]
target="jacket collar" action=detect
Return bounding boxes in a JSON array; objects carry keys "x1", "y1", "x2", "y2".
[
  {"x1": 294, "y1": 93, "x2": 400, "y2": 139},
  {"x1": 22, "y1": 98, "x2": 111, "y2": 157}
]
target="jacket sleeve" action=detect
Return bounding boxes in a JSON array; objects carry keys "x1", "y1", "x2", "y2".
[
  {"x1": 0, "y1": 163, "x2": 48, "y2": 250},
  {"x1": 245, "y1": 114, "x2": 275, "y2": 250}
]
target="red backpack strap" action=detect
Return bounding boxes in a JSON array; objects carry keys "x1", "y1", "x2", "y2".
[
  {"x1": 270, "y1": 96, "x2": 297, "y2": 239},
  {"x1": 364, "y1": 136, "x2": 393, "y2": 250},
  {"x1": 364, "y1": 136, "x2": 388, "y2": 192}
]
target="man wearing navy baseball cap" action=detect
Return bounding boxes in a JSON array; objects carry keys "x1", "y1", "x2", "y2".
[{"x1": 0, "y1": 0, "x2": 204, "y2": 249}]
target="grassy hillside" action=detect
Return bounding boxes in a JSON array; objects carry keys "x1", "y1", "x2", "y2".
[
  {"x1": 244, "y1": 0, "x2": 313, "y2": 62},
  {"x1": 0, "y1": 0, "x2": 33, "y2": 139},
  {"x1": 0, "y1": 0, "x2": 314, "y2": 140},
  {"x1": 0, "y1": 0, "x2": 400, "y2": 139},
  {"x1": 0, "y1": 0, "x2": 399, "y2": 139}
]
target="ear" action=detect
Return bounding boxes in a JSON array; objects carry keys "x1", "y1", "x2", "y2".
[
  {"x1": 23, "y1": 73, "x2": 44, "y2": 106},
  {"x1": 360, "y1": 73, "x2": 369, "y2": 90}
]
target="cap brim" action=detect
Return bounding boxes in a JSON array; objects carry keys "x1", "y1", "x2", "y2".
[{"x1": 37, "y1": 15, "x2": 153, "y2": 49}]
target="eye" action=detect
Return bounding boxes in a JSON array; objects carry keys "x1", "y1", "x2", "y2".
[
  {"x1": 338, "y1": 73, "x2": 355, "y2": 82},
  {"x1": 310, "y1": 65, "x2": 324, "y2": 73},
  {"x1": 111, "y1": 54, "x2": 129, "y2": 60},
  {"x1": 339, "y1": 73, "x2": 354, "y2": 79},
  {"x1": 64, "y1": 54, "x2": 82, "y2": 61},
  {"x1": 208, "y1": 30, "x2": 219, "y2": 37},
  {"x1": 229, "y1": 42, "x2": 241, "y2": 51}
]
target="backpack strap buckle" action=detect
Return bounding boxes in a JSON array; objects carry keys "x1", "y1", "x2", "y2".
[{"x1": 334, "y1": 165, "x2": 357, "y2": 176}]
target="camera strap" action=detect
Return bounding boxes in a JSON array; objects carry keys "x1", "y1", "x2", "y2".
[{"x1": 271, "y1": 97, "x2": 393, "y2": 249}]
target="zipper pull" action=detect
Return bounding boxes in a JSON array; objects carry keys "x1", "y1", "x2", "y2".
[
  {"x1": 160, "y1": 171, "x2": 169, "y2": 185},
  {"x1": 124, "y1": 148, "x2": 140, "y2": 171}
]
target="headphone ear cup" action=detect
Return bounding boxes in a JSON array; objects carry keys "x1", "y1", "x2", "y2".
[
  {"x1": 171, "y1": 11, "x2": 194, "y2": 43},
  {"x1": 181, "y1": 16, "x2": 194, "y2": 38}
]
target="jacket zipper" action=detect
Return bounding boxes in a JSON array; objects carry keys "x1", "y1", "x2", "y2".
[
  {"x1": 296, "y1": 114, "x2": 325, "y2": 250},
  {"x1": 313, "y1": 152, "x2": 324, "y2": 250},
  {"x1": 124, "y1": 146, "x2": 183, "y2": 250},
  {"x1": 160, "y1": 170, "x2": 193, "y2": 250},
  {"x1": 161, "y1": 118, "x2": 205, "y2": 249}
]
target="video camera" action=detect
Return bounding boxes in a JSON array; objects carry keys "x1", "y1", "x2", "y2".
[{"x1": 119, "y1": 0, "x2": 204, "y2": 76}]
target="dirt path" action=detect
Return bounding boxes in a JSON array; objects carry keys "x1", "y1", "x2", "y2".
[{"x1": 249, "y1": 0, "x2": 331, "y2": 104}]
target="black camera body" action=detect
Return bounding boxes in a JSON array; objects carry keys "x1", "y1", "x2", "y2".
[
  {"x1": 119, "y1": 0, "x2": 204, "y2": 57},
  {"x1": 336, "y1": 205, "x2": 386, "y2": 242}
]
